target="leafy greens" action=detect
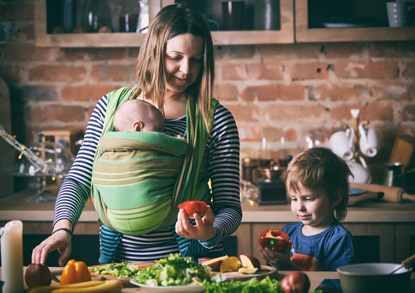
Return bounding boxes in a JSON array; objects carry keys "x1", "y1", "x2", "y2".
[
  {"x1": 89, "y1": 260, "x2": 139, "y2": 278},
  {"x1": 133, "y1": 253, "x2": 213, "y2": 287}
]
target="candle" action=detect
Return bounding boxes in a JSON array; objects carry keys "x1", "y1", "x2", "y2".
[{"x1": 1, "y1": 220, "x2": 24, "y2": 293}]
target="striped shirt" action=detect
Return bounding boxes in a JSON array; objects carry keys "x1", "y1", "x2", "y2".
[{"x1": 53, "y1": 93, "x2": 242, "y2": 263}]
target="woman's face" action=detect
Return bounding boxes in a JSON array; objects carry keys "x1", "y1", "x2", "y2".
[{"x1": 164, "y1": 33, "x2": 204, "y2": 95}]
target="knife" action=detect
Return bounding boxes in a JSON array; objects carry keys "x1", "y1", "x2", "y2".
[{"x1": 52, "y1": 273, "x2": 60, "y2": 283}]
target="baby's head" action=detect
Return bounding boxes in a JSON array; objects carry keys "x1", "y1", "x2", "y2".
[
  {"x1": 113, "y1": 99, "x2": 164, "y2": 132},
  {"x1": 285, "y1": 147, "x2": 352, "y2": 221}
]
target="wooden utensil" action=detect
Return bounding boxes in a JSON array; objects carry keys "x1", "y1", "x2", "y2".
[
  {"x1": 348, "y1": 192, "x2": 383, "y2": 206},
  {"x1": 350, "y1": 183, "x2": 415, "y2": 203},
  {"x1": 389, "y1": 254, "x2": 415, "y2": 274}
]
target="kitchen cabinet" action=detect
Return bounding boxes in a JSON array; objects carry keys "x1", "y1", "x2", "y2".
[
  {"x1": 0, "y1": 221, "x2": 100, "y2": 266},
  {"x1": 34, "y1": 0, "x2": 294, "y2": 47},
  {"x1": 295, "y1": 0, "x2": 415, "y2": 42},
  {"x1": 35, "y1": 0, "x2": 414, "y2": 48},
  {"x1": 231, "y1": 201, "x2": 415, "y2": 265},
  {"x1": 395, "y1": 223, "x2": 415, "y2": 264}
]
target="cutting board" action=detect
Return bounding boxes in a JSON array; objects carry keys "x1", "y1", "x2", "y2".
[{"x1": 388, "y1": 135, "x2": 415, "y2": 172}]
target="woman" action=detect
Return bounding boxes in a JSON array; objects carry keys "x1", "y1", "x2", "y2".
[{"x1": 32, "y1": 3, "x2": 241, "y2": 266}]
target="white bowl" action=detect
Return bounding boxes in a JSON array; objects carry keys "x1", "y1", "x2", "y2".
[{"x1": 337, "y1": 263, "x2": 412, "y2": 293}]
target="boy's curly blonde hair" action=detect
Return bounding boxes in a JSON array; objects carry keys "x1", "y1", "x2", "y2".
[{"x1": 285, "y1": 147, "x2": 352, "y2": 221}]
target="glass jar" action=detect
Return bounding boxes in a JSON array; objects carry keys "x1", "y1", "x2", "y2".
[
  {"x1": 81, "y1": 0, "x2": 112, "y2": 33},
  {"x1": 118, "y1": 1, "x2": 140, "y2": 32}
]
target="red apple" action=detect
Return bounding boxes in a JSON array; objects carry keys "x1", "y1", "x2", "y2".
[
  {"x1": 239, "y1": 254, "x2": 261, "y2": 270},
  {"x1": 238, "y1": 267, "x2": 258, "y2": 274},
  {"x1": 25, "y1": 263, "x2": 52, "y2": 288},
  {"x1": 202, "y1": 255, "x2": 229, "y2": 271},
  {"x1": 280, "y1": 271, "x2": 310, "y2": 293},
  {"x1": 219, "y1": 256, "x2": 240, "y2": 273}
]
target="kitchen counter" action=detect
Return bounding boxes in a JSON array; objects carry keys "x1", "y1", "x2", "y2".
[
  {"x1": 0, "y1": 189, "x2": 98, "y2": 223},
  {"x1": 1, "y1": 188, "x2": 414, "y2": 264},
  {"x1": 241, "y1": 198, "x2": 415, "y2": 223},
  {"x1": 1, "y1": 188, "x2": 414, "y2": 224},
  {"x1": 1, "y1": 266, "x2": 413, "y2": 292}
]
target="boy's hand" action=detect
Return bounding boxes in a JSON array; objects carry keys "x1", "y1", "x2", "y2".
[{"x1": 257, "y1": 243, "x2": 293, "y2": 270}]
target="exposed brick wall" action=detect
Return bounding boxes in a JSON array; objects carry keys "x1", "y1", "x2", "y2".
[{"x1": 1, "y1": 0, "x2": 414, "y2": 184}]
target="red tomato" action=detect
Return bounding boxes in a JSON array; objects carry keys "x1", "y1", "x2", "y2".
[
  {"x1": 178, "y1": 201, "x2": 209, "y2": 218},
  {"x1": 259, "y1": 229, "x2": 290, "y2": 253}
]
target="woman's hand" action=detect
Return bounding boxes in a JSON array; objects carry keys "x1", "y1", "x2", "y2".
[
  {"x1": 32, "y1": 221, "x2": 72, "y2": 266},
  {"x1": 175, "y1": 206, "x2": 217, "y2": 242},
  {"x1": 257, "y1": 243, "x2": 295, "y2": 270}
]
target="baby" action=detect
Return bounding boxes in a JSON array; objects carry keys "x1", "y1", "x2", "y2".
[
  {"x1": 113, "y1": 99, "x2": 164, "y2": 132},
  {"x1": 258, "y1": 147, "x2": 356, "y2": 271},
  {"x1": 95, "y1": 98, "x2": 207, "y2": 262}
]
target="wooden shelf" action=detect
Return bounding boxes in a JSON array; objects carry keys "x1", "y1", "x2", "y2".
[
  {"x1": 35, "y1": 0, "x2": 294, "y2": 47},
  {"x1": 35, "y1": 0, "x2": 414, "y2": 48},
  {"x1": 295, "y1": 0, "x2": 415, "y2": 43}
]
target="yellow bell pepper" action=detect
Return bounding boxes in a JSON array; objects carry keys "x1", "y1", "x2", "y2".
[{"x1": 60, "y1": 259, "x2": 92, "y2": 285}]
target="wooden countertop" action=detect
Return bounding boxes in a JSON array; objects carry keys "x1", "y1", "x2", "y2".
[
  {"x1": 241, "y1": 198, "x2": 415, "y2": 223},
  {"x1": 0, "y1": 188, "x2": 414, "y2": 224},
  {"x1": 0, "y1": 189, "x2": 98, "y2": 222},
  {"x1": 2, "y1": 266, "x2": 413, "y2": 292},
  {"x1": 0, "y1": 267, "x2": 334, "y2": 292}
]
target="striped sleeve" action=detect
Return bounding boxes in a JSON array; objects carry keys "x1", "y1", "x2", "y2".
[
  {"x1": 206, "y1": 103, "x2": 242, "y2": 243},
  {"x1": 53, "y1": 95, "x2": 108, "y2": 228}
]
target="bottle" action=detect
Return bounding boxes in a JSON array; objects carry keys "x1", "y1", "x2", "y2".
[
  {"x1": 62, "y1": 0, "x2": 76, "y2": 33},
  {"x1": 81, "y1": 0, "x2": 112, "y2": 33},
  {"x1": 119, "y1": 1, "x2": 140, "y2": 33},
  {"x1": 254, "y1": 0, "x2": 280, "y2": 30},
  {"x1": 138, "y1": 0, "x2": 149, "y2": 32}
]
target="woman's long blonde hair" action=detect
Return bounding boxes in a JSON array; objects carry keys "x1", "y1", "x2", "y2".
[{"x1": 134, "y1": 3, "x2": 215, "y2": 132}]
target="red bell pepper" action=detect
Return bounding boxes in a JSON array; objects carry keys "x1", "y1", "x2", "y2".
[
  {"x1": 178, "y1": 201, "x2": 209, "y2": 218},
  {"x1": 259, "y1": 229, "x2": 290, "y2": 253}
]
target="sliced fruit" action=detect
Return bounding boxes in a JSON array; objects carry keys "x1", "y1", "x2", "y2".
[
  {"x1": 238, "y1": 267, "x2": 258, "y2": 274},
  {"x1": 202, "y1": 255, "x2": 229, "y2": 271},
  {"x1": 239, "y1": 254, "x2": 261, "y2": 270},
  {"x1": 220, "y1": 256, "x2": 240, "y2": 273}
]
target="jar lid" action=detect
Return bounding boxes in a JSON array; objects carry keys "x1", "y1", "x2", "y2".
[{"x1": 242, "y1": 157, "x2": 259, "y2": 166}]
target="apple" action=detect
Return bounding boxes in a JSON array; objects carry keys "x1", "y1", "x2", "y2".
[
  {"x1": 219, "y1": 256, "x2": 240, "y2": 273},
  {"x1": 280, "y1": 271, "x2": 310, "y2": 293},
  {"x1": 238, "y1": 267, "x2": 258, "y2": 274},
  {"x1": 25, "y1": 263, "x2": 52, "y2": 288},
  {"x1": 239, "y1": 254, "x2": 261, "y2": 270},
  {"x1": 202, "y1": 255, "x2": 229, "y2": 271}
]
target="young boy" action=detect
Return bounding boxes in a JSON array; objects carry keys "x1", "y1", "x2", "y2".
[{"x1": 258, "y1": 147, "x2": 356, "y2": 271}]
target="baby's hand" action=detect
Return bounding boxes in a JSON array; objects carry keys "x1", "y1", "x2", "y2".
[{"x1": 175, "y1": 135, "x2": 185, "y2": 140}]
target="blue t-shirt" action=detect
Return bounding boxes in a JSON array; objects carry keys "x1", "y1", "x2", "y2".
[{"x1": 282, "y1": 221, "x2": 356, "y2": 271}]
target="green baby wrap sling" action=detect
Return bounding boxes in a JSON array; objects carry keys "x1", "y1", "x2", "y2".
[{"x1": 91, "y1": 87, "x2": 217, "y2": 235}]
